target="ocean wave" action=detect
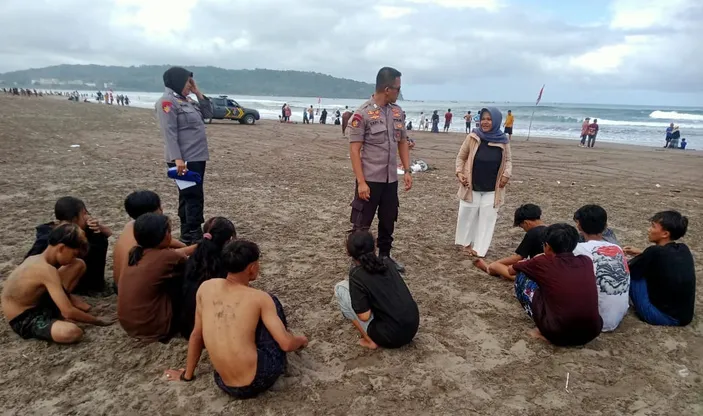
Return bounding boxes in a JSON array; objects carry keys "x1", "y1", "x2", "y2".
[
  {"x1": 594, "y1": 118, "x2": 701, "y2": 129},
  {"x1": 649, "y1": 110, "x2": 703, "y2": 121}
]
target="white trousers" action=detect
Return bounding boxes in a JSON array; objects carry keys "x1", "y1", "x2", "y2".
[{"x1": 454, "y1": 192, "x2": 498, "y2": 257}]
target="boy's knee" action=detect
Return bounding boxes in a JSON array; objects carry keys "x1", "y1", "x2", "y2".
[{"x1": 52, "y1": 324, "x2": 84, "y2": 344}]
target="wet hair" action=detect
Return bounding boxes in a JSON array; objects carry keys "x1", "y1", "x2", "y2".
[
  {"x1": 48, "y1": 223, "x2": 88, "y2": 255},
  {"x1": 222, "y1": 240, "x2": 260, "y2": 274},
  {"x1": 184, "y1": 217, "x2": 236, "y2": 284},
  {"x1": 346, "y1": 231, "x2": 387, "y2": 275},
  {"x1": 128, "y1": 213, "x2": 170, "y2": 266},
  {"x1": 514, "y1": 204, "x2": 542, "y2": 227},
  {"x1": 573, "y1": 204, "x2": 608, "y2": 235},
  {"x1": 124, "y1": 190, "x2": 161, "y2": 219},
  {"x1": 54, "y1": 197, "x2": 87, "y2": 222},
  {"x1": 375, "y1": 67, "x2": 402, "y2": 92},
  {"x1": 544, "y1": 223, "x2": 579, "y2": 254},
  {"x1": 650, "y1": 210, "x2": 688, "y2": 240},
  {"x1": 448, "y1": 108, "x2": 451, "y2": 112}
]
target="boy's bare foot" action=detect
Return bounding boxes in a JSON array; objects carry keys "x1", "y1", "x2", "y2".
[
  {"x1": 527, "y1": 327, "x2": 548, "y2": 342},
  {"x1": 473, "y1": 258, "x2": 489, "y2": 273},
  {"x1": 359, "y1": 338, "x2": 378, "y2": 350},
  {"x1": 70, "y1": 295, "x2": 91, "y2": 312}
]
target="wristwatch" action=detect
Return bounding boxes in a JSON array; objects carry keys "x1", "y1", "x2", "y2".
[{"x1": 404, "y1": 169, "x2": 411, "y2": 174}]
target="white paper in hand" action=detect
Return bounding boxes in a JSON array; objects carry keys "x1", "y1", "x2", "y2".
[{"x1": 175, "y1": 179, "x2": 197, "y2": 190}]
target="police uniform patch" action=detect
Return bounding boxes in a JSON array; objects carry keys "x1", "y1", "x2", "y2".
[
  {"x1": 351, "y1": 118, "x2": 360, "y2": 128},
  {"x1": 367, "y1": 109, "x2": 381, "y2": 120},
  {"x1": 162, "y1": 101, "x2": 173, "y2": 113},
  {"x1": 392, "y1": 109, "x2": 401, "y2": 118},
  {"x1": 394, "y1": 122, "x2": 403, "y2": 129},
  {"x1": 395, "y1": 130, "x2": 401, "y2": 139},
  {"x1": 351, "y1": 113, "x2": 362, "y2": 128}
]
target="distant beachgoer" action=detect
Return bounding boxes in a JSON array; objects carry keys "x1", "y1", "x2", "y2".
[
  {"x1": 284, "y1": 105, "x2": 291, "y2": 122},
  {"x1": 341, "y1": 110, "x2": 352, "y2": 135},
  {"x1": 455, "y1": 107, "x2": 512, "y2": 257},
  {"x1": 587, "y1": 119, "x2": 599, "y2": 148},
  {"x1": 464, "y1": 111, "x2": 472, "y2": 133},
  {"x1": 680, "y1": 138, "x2": 687, "y2": 149},
  {"x1": 579, "y1": 117, "x2": 591, "y2": 147},
  {"x1": 125, "y1": 96, "x2": 130, "y2": 106},
  {"x1": 334, "y1": 109, "x2": 341, "y2": 125},
  {"x1": 668, "y1": 126, "x2": 680, "y2": 148},
  {"x1": 2, "y1": 224, "x2": 115, "y2": 344},
  {"x1": 664, "y1": 123, "x2": 674, "y2": 148},
  {"x1": 303, "y1": 109, "x2": 309, "y2": 124},
  {"x1": 431, "y1": 110, "x2": 440, "y2": 133},
  {"x1": 164, "y1": 240, "x2": 308, "y2": 398},
  {"x1": 444, "y1": 109, "x2": 453, "y2": 132},
  {"x1": 308, "y1": 106, "x2": 314, "y2": 123},
  {"x1": 320, "y1": 108, "x2": 328, "y2": 124},
  {"x1": 504, "y1": 110, "x2": 514, "y2": 140},
  {"x1": 281, "y1": 104, "x2": 286, "y2": 120}
]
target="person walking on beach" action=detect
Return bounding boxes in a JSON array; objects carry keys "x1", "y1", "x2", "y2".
[
  {"x1": 418, "y1": 112, "x2": 426, "y2": 130},
  {"x1": 347, "y1": 67, "x2": 412, "y2": 272},
  {"x1": 579, "y1": 117, "x2": 591, "y2": 147},
  {"x1": 156, "y1": 66, "x2": 214, "y2": 245},
  {"x1": 504, "y1": 110, "x2": 515, "y2": 140},
  {"x1": 587, "y1": 119, "x2": 599, "y2": 148},
  {"x1": 444, "y1": 109, "x2": 453, "y2": 132},
  {"x1": 308, "y1": 106, "x2": 315, "y2": 123},
  {"x1": 455, "y1": 107, "x2": 512, "y2": 257},
  {"x1": 464, "y1": 111, "x2": 472, "y2": 133}
]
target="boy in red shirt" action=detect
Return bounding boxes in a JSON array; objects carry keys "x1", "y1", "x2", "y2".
[
  {"x1": 443, "y1": 109, "x2": 453, "y2": 132},
  {"x1": 501, "y1": 223, "x2": 603, "y2": 346}
]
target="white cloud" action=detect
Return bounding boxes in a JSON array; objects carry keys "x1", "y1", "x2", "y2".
[
  {"x1": 374, "y1": 5, "x2": 416, "y2": 19},
  {"x1": 405, "y1": 0, "x2": 501, "y2": 11}
]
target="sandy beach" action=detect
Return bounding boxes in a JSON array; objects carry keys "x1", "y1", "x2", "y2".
[{"x1": 0, "y1": 95, "x2": 702, "y2": 415}]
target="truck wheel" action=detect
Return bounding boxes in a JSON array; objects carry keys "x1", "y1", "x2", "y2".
[{"x1": 243, "y1": 114, "x2": 255, "y2": 125}]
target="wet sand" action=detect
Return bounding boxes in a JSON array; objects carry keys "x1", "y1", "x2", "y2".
[{"x1": 0, "y1": 95, "x2": 702, "y2": 415}]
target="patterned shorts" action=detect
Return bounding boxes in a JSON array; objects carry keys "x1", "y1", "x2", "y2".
[{"x1": 514, "y1": 272, "x2": 539, "y2": 318}]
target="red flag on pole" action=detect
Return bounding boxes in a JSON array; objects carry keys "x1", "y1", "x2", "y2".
[{"x1": 535, "y1": 84, "x2": 545, "y2": 105}]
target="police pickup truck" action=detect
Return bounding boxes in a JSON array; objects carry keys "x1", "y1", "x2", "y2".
[{"x1": 208, "y1": 95, "x2": 261, "y2": 125}]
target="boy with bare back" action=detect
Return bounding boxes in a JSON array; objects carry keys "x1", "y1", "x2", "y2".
[
  {"x1": 165, "y1": 240, "x2": 308, "y2": 399},
  {"x1": 2, "y1": 224, "x2": 115, "y2": 343}
]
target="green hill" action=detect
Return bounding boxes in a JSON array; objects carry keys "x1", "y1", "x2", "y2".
[{"x1": 0, "y1": 64, "x2": 395, "y2": 99}]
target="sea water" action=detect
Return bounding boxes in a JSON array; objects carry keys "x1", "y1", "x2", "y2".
[{"x1": 63, "y1": 90, "x2": 703, "y2": 148}]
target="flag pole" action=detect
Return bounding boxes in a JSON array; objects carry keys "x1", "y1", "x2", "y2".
[
  {"x1": 526, "y1": 109, "x2": 536, "y2": 141},
  {"x1": 526, "y1": 84, "x2": 545, "y2": 142}
]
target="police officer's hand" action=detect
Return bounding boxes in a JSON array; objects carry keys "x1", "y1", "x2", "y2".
[
  {"x1": 357, "y1": 182, "x2": 371, "y2": 201},
  {"x1": 457, "y1": 173, "x2": 469, "y2": 187},
  {"x1": 404, "y1": 172, "x2": 413, "y2": 191},
  {"x1": 499, "y1": 176, "x2": 509, "y2": 188},
  {"x1": 175, "y1": 159, "x2": 188, "y2": 175}
]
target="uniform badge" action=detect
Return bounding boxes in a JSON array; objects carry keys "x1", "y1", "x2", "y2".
[
  {"x1": 351, "y1": 113, "x2": 362, "y2": 128},
  {"x1": 392, "y1": 109, "x2": 401, "y2": 118},
  {"x1": 162, "y1": 101, "x2": 172, "y2": 113},
  {"x1": 395, "y1": 130, "x2": 401, "y2": 140},
  {"x1": 394, "y1": 122, "x2": 403, "y2": 129},
  {"x1": 367, "y1": 109, "x2": 381, "y2": 120}
]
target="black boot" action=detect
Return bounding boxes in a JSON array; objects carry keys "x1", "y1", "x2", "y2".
[{"x1": 380, "y1": 254, "x2": 405, "y2": 273}]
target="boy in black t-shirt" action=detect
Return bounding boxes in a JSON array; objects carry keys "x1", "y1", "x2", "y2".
[
  {"x1": 624, "y1": 211, "x2": 696, "y2": 326},
  {"x1": 334, "y1": 231, "x2": 419, "y2": 349},
  {"x1": 474, "y1": 204, "x2": 547, "y2": 280}
]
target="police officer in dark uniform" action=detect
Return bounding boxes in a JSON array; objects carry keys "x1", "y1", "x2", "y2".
[
  {"x1": 156, "y1": 67, "x2": 213, "y2": 244},
  {"x1": 348, "y1": 67, "x2": 412, "y2": 272}
]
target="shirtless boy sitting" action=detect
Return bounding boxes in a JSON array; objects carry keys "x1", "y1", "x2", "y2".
[
  {"x1": 165, "y1": 240, "x2": 308, "y2": 399},
  {"x1": 113, "y1": 190, "x2": 187, "y2": 287},
  {"x1": 2, "y1": 224, "x2": 115, "y2": 343}
]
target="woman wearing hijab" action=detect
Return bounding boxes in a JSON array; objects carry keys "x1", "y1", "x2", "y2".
[
  {"x1": 156, "y1": 67, "x2": 214, "y2": 245},
  {"x1": 431, "y1": 110, "x2": 440, "y2": 133},
  {"x1": 668, "y1": 125, "x2": 681, "y2": 148},
  {"x1": 454, "y1": 107, "x2": 513, "y2": 257}
]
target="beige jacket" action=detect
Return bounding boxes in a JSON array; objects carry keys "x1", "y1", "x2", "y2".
[{"x1": 455, "y1": 133, "x2": 512, "y2": 208}]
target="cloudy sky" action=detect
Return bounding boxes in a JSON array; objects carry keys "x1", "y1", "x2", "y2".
[{"x1": 1, "y1": 0, "x2": 701, "y2": 106}]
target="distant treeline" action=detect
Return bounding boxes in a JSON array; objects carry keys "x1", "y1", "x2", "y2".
[{"x1": 0, "y1": 64, "x2": 398, "y2": 99}]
